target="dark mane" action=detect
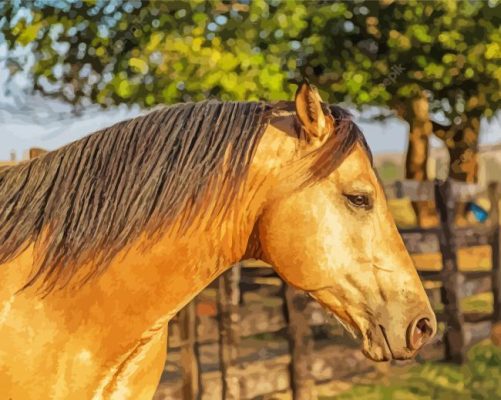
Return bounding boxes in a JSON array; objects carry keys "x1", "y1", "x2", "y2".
[{"x1": 0, "y1": 100, "x2": 370, "y2": 293}]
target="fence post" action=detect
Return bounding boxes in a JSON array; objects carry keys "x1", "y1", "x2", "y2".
[
  {"x1": 217, "y1": 265, "x2": 242, "y2": 400},
  {"x1": 488, "y1": 183, "x2": 501, "y2": 347},
  {"x1": 282, "y1": 284, "x2": 317, "y2": 400},
  {"x1": 178, "y1": 300, "x2": 201, "y2": 400},
  {"x1": 395, "y1": 180, "x2": 404, "y2": 199},
  {"x1": 434, "y1": 179, "x2": 465, "y2": 363}
]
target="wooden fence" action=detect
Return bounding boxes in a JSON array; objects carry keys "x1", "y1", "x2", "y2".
[
  {"x1": 155, "y1": 178, "x2": 501, "y2": 400},
  {"x1": 387, "y1": 179, "x2": 501, "y2": 363}
]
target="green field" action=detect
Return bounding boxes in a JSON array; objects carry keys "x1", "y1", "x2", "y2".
[{"x1": 324, "y1": 341, "x2": 501, "y2": 400}]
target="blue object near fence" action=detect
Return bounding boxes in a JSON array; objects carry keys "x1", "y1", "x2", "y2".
[{"x1": 467, "y1": 202, "x2": 489, "y2": 223}]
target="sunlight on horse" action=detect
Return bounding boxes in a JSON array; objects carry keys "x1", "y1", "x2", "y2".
[{"x1": 0, "y1": 82, "x2": 435, "y2": 399}]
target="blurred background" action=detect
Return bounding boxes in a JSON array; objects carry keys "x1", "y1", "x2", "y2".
[{"x1": 1, "y1": 1, "x2": 501, "y2": 399}]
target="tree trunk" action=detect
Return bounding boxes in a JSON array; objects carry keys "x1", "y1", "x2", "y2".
[
  {"x1": 433, "y1": 116, "x2": 480, "y2": 225},
  {"x1": 403, "y1": 93, "x2": 438, "y2": 227},
  {"x1": 432, "y1": 116, "x2": 480, "y2": 183},
  {"x1": 447, "y1": 117, "x2": 480, "y2": 183}
]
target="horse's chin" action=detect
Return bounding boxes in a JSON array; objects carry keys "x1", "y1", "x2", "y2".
[{"x1": 361, "y1": 325, "x2": 414, "y2": 362}]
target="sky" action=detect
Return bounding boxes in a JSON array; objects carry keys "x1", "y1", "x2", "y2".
[{"x1": 0, "y1": 45, "x2": 500, "y2": 161}]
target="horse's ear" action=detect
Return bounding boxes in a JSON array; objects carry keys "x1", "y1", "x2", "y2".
[{"x1": 294, "y1": 81, "x2": 334, "y2": 142}]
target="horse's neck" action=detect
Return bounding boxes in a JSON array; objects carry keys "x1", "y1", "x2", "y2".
[
  {"x1": 64, "y1": 119, "x2": 294, "y2": 333},
  {"x1": 0, "y1": 176, "x2": 267, "y2": 397},
  {"x1": 58, "y1": 200, "x2": 260, "y2": 331},
  {"x1": 0, "y1": 121, "x2": 304, "y2": 397},
  {"x1": 71, "y1": 126, "x2": 293, "y2": 338}
]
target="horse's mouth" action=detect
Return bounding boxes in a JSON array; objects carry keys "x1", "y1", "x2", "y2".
[
  {"x1": 360, "y1": 325, "x2": 392, "y2": 362},
  {"x1": 308, "y1": 288, "x2": 416, "y2": 362},
  {"x1": 361, "y1": 325, "x2": 414, "y2": 362},
  {"x1": 377, "y1": 325, "x2": 395, "y2": 361}
]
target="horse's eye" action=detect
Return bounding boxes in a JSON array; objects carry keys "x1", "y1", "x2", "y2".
[{"x1": 345, "y1": 194, "x2": 371, "y2": 209}]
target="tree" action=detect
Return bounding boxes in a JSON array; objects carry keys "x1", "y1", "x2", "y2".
[
  {"x1": 2, "y1": 0, "x2": 500, "y2": 207},
  {"x1": 0, "y1": 0, "x2": 312, "y2": 109},
  {"x1": 301, "y1": 0, "x2": 500, "y2": 224}
]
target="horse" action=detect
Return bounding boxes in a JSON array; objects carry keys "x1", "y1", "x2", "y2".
[{"x1": 0, "y1": 82, "x2": 436, "y2": 399}]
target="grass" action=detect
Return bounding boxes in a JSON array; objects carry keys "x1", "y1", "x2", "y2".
[
  {"x1": 432, "y1": 292, "x2": 493, "y2": 315},
  {"x1": 461, "y1": 292, "x2": 493, "y2": 314},
  {"x1": 323, "y1": 341, "x2": 501, "y2": 400}
]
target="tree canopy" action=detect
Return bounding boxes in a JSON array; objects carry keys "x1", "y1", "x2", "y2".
[{"x1": 2, "y1": 0, "x2": 499, "y2": 120}]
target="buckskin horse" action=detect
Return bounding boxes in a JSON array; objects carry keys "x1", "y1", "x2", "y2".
[{"x1": 0, "y1": 82, "x2": 436, "y2": 399}]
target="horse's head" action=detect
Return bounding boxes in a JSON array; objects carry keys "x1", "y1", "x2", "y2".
[{"x1": 253, "y1": 82, "x2": 436, "y2": 361}]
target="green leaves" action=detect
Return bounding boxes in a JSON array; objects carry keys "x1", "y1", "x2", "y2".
[
  {"x1": 1, "y1": 0, "x2": 499, "y2": 122},
  {"x1": 17, "y1": 20, "x2": 43, "y2": 45}
]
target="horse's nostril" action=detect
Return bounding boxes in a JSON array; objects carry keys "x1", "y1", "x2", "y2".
[{"x1": 408, "y1": 317, "x2": 433, "y2": 350}]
